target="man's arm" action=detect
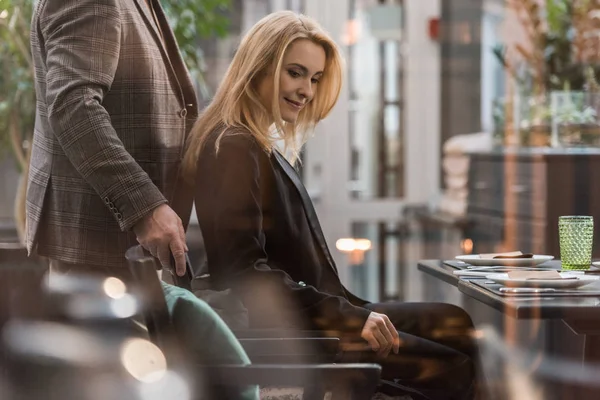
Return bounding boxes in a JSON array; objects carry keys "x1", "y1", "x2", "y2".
[
  {"x1": 38, "y1": 0, "x2": 188, "y2": 273},
  {"x1": 40, "y1": 0, "x2": 166, "y2": 231}
]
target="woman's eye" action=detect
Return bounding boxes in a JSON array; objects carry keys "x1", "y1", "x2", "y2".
[
  {"x1": 288, "y1": 70, "x2": 301, "y2": 78},
  {"x1": 311, "y1": 78, "x2": 320, "y2": 84}
]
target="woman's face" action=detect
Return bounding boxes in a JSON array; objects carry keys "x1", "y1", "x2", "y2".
[{"x1": 258, "y1": 39, "x2": 326, "y2": 124}]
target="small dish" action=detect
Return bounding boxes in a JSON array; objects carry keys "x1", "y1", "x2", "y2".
[
  {"x1": 485, "y1": 272, "x2": 598, "y2": 289},
  {"x1": 455, "y1": 254, "x2": 554, "y2": 267}
]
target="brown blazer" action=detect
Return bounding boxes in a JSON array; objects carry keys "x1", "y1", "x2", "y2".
[{"x1": 26, "y1": 0, "x2": 197, "y2": 266}]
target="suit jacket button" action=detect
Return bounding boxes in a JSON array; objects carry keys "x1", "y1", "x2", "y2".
[{"x1": 179, "y1": 108, "x2": 188, "y2": 118}]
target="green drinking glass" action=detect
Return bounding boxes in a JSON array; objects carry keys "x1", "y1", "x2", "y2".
[{"x1": 559, "y1": 216, "x2": 594, "y2": 270}]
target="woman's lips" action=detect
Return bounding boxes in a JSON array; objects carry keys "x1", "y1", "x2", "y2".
[{"x1": 285, "y1": 98, "x2": 304, "y2": 110}]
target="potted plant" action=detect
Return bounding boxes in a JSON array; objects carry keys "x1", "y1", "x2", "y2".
[
  {"x1": 0, "y1": 0, "x2": 231, "y2": 245},
  {"x1": 0, "y1": 0, "x2": 35, "y2": 245},
  {"x1": 492, "y1": 0, "x2": 600, "y2": 147},
  {"x1": 553, "y1": 91, "x2": 600, "y2": 147}
]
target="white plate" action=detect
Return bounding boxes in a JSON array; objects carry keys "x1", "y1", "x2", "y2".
[
  {"x1": 485, "y1": 272, "x2": 598, "y2": 289},
  {"x1": 455, "y1": 254, "x2": 554, "y2": 267}
]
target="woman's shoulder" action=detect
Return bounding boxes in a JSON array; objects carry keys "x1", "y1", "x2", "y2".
[
  {"x1": 198, "y1": 124, "x2": 273, "y2": 170},
  {"x1": 204, "y1": 124, "x2": 262, "y2": 153}
]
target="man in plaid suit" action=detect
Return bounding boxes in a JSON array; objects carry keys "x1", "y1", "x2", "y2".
[{"x1": 27, "y1": 0, "x2": 197, "y2": 276}]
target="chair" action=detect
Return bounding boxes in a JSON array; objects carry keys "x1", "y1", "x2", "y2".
[
  {"x1": 186, "y1": 251, "x2": 345, "y2": 363},
  {"x1": 125, "y1": 246, "x2": 381, "y2": 400},
  {"x1": 126, "y1": 245, "x2": 340, "y2": 364}
]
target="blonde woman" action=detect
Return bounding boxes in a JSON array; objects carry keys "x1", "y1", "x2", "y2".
[{"x1": 184, "y1": 11, "x2": 476, "y2": 400}]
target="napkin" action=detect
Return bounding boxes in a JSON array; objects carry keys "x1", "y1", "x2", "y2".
[
  {"x1": 507, "y1": 271, "x2": 569, "y2": 280},
  {"x1": 479, "y1": 251, "x2": 534, "y2": 259}
]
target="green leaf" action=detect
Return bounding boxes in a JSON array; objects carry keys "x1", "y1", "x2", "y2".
[
  {"x1": 159, "y1": 0, "x2": 231, "y2": 97},
  {"x1": 0, "y1": 0, "x2": 35, "y2": 163}
]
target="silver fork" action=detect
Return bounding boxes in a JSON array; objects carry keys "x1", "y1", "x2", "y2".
[{"x1": 465, "y1": 266, "x2": 556, "y2": 272}]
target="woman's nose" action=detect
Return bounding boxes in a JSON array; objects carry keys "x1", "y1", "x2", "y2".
[{"x1": 298, "y1": 78, "x2": 313, "y2": 100}]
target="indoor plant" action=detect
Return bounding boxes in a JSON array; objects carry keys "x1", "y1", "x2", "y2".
[
  {"x1": 552, "y1": 90, "x2": 600, "y2": 146},
  {"x1": 492, "y1": 0, "x2": 600, "y2": 147}
]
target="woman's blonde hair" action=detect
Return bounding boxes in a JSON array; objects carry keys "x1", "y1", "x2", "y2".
[{"x1": 182, "y1": 10, "x2": 343, "y2": 180}]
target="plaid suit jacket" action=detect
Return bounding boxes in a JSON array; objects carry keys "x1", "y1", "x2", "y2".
[{"x1": 26, "y1": 0, "x2": 197, "y2": 267}]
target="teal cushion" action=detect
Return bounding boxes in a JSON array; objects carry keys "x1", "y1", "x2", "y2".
[{"x1": 162, "y1": 282, "x2": 259, "y2": 399}]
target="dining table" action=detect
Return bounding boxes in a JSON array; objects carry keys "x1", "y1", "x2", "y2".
[
  {"x1": 418, "y1": 259, "x2": 600, "y2": 363},
  {"x1": 417, "y1": 258, "x2": 600, "y2": 398}
]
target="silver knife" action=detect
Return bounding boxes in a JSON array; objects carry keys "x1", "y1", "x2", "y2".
[
  {"x1": 466, "y1": 265, "x2": 555, "y2": 271},
  {"x1": 499, "y1": 287, "x2": 556, "y2": 294},
  {"x1": 453, "y1": 267, "x2": 557, "y2": 277}
]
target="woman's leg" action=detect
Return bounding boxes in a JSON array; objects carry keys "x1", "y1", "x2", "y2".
[
  {"x1": 342, "y1": 328, "x2": 474, "y2": 400},
  {"x1": 332, "y1": 302, "x2": 475, "y2": 399},
  {"x1": 338, "y1": 302, "x2": 477, "y2": 400},
  {"x1": 365, "y1": 302, "x2": 477, "y2": 358}
]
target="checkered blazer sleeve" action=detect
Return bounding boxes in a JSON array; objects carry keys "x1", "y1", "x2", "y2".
[{"x1": 38, "y1": 0, "x2": 167, "y2": 231}]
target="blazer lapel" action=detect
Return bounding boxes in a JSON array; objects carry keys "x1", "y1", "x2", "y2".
[
  {"x1": 133, "y1": 0, "x2": 166, "y2": 51},
  {"x1": 273, "y1": 151, "x2": 339, "y2": 275},
  {"x1": 132, "y1": 0, "x2": 197, "y2": 112},
  {"x1": 152, "y1": 1, "x2": 198, "y2": 111}
]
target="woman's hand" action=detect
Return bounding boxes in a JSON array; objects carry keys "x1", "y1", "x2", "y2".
[{"x1": 361, "y1": 312, "x2": 400, "y2": 358}]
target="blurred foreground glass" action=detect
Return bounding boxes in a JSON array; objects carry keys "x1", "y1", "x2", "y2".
[{"x1": 559, "y1": 216, "x2": 594, "y2": 270}]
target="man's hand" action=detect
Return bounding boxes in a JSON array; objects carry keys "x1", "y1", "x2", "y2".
[
  {"x1": 361, "y1": 312, "x2": 400, "y2": 358},
  {"x1": 133, "y1": 204, "x2": 188, "y2": 276}
]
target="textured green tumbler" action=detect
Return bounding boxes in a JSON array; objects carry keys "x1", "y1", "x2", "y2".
[{"x1": 559, "y1": 216, "x2": 594, "y2": 270}]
